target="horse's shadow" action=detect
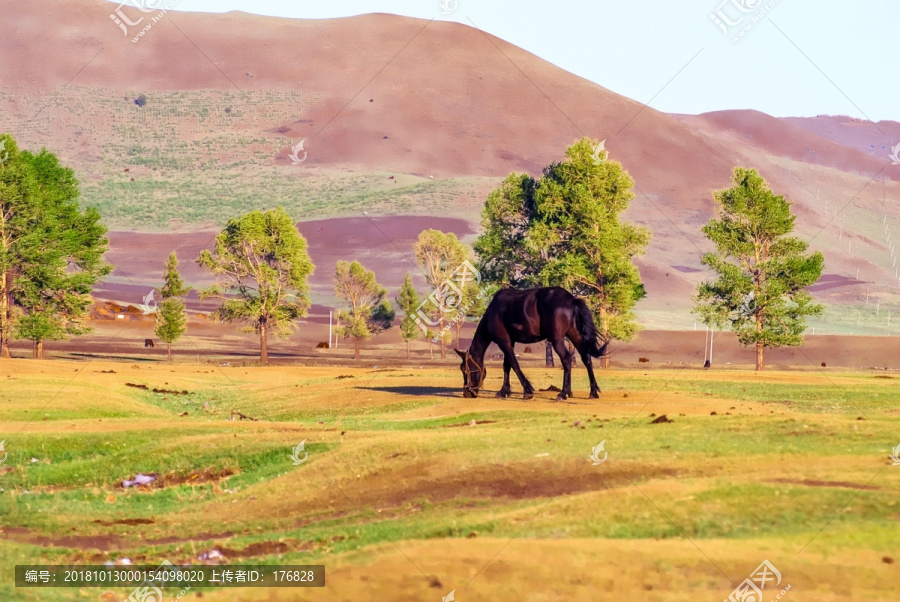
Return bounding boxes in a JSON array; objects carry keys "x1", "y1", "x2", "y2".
[{"x1": 356, "y1": 386, "x2": 460, "y2": 398}]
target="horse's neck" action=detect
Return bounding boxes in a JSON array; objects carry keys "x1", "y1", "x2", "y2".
[{"x1": 469, "y1": 322, "x2": 491, "y2": 362}]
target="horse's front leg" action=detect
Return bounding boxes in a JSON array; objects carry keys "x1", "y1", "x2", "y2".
[
  {"x1": 496, "y1": 357, "x2": 512, "y2": 398},
  {"x1": 497, "y1": 341, "x2": 533, "y2": 399}
]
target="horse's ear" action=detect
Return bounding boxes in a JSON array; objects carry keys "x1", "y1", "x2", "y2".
[{"x1": 454, "y1": 348, "x2": 467, "y2": 359}]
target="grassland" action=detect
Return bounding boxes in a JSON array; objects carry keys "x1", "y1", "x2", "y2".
[
  {"x1": 1, "y1": 358, "x2": 898, "y2": 601},
  {"x1": 0, "y1": 86, "x2": 493, "y2": 229}
]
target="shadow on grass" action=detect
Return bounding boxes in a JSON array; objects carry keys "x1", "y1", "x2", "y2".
[{"x1": 356, "y1": 385, "x2": 462, "y2": 398}]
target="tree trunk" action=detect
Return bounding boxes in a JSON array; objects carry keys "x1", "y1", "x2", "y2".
[
  {"x1": 439, "y1": 318, "x2": 446, "y2": 359},
  {"x1": 406, "y1": 339, "x2": 410, "y2": 359},
  {"x1": 598, "y1": 306, "x2": 610, "y2": 368},
  {"x1": 34, "y1": 340, "x2": 44, "y2": 360},
  {"x1": 167, "y1": 342, "x2": 172, "y2": 362},
  {"x1": 755, "y1": 314, "x2": 764, "y2": 371},
  {"x1": 545, "y1": 341, "x2": 554, "y2": 367},
  {"x1": 259, "y1": 321, "x2": 269, "y2": 365},
  {"x1": 0, "y1": 276, "x2": 10, "y2": 358},
  {"x1": 429, "y1": 340, "x2": 434, "y2": 360},
  {"x1": 456, "y1": 318, "x2": 462, "y2": 348},
  {"x1": 354, "y1": 338, "x2": 360, "y2": 360}
]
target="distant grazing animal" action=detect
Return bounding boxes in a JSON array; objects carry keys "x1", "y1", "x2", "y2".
[
  {"x1": 144, "y1": 339, "x2": 154, "y2": 348},
  {"x1": 455, "y1": 287, "x2": 608, "y2": 401}
]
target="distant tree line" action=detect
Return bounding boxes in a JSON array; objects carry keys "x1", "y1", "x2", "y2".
[{"x1": 0, "y1": 134, "x2": 823, "y2": 370}]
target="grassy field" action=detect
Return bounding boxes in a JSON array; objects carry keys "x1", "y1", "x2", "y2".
[
  {"x1": 0, "y1": 86, "x2": 494, "y2": 230},
  {"x1": 1, "y1": 358, "x2": 899, "y2": 601}
]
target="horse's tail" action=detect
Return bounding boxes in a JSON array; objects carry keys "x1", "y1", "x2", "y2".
[{"x1": 573, "y1": 298, "x2": 608, "y2": 358}]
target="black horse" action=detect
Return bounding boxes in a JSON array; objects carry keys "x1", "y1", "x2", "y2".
[{"x1": 455, "y1": 287, "x2": 608, "y2": 401}]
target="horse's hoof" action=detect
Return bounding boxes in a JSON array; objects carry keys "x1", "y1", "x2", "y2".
[
  {"x1": 495, "y1": 391, "x2": 509, "y2": 398},
  {"x1": 463, "y1": 390, "x2": 476, "y2": 398},
  {"x1": 589, "y1": 391, "x2": 600, "y2": 399},
  {"x1": 556, "y1": 393, "x2": 568, "y2": 401},
  {"x1": 523, "y1": 392, "x2": 534, "y2": 400}
]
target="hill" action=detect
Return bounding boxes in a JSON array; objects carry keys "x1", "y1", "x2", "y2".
[{"x1": 2, "y1": 0, "x2": 900, "y2": 332}]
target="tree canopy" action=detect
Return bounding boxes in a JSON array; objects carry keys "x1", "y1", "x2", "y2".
[
  {"x1": 197, "y1": 208, "x2": 314, "y2": 364},
  {"x1": 475, "y1": 138, "x2": 650, "y2": 349},
  {"x1": 0, "y1": 136, "x2": 111, "y2": 358}
]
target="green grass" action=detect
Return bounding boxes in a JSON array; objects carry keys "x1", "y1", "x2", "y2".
[{"x1": 1, "y1": 362, "x2": 899, "y2": 600}]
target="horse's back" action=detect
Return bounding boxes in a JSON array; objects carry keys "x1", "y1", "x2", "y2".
[{"x1": 485, "y1": 287, "x2": 576, "y2": 342}]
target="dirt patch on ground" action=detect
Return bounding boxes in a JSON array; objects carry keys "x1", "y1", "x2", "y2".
[
  {"x1": 0, "y1": 527, "x2": 123, "y2": 552},
  {"x1": 214, "y1": 540, "x2": 311, "y2": 559},
  {"x1": 122, "y1": 467, "x2": 238, "y2": 489},
  {"x1": 93, "y1": 518, "x2": 154, "y2": 526},
  {"x1": 766, "y1": 478, "x2": 882, "y2": 491},
  {"x1": 442, "y1": 420, "x2": 498, "y2": 428},
  {"x1": 294, "y1": 460, "x2": 683, "y2": 518}
]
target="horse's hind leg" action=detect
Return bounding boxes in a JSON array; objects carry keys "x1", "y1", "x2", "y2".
[
  {"x1": 551, "y1": 338, "x2": 574, "y2": 400},
  {"x1": 569, "y1": 331, "x2": 600, "y2": 398},
  {"x1": 580, "y1": 349, "x2": 600, "y2": 398},
  {"x1": 496, "y1": 357, "x2": 512, "y2": 398}
]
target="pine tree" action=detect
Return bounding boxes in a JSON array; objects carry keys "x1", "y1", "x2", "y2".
[
  {"x1": 155, "y1": 252, "x2": 190, "y2": 361},
  {"x1": 396, "y1": 274, "x2": 421, "y2": 359},
  {"x1": 334, "y1": 260, "x2": 395, "y2": 360},
  {"x1": 694, "y1": 167, "x2": 824, "y2": 370}
]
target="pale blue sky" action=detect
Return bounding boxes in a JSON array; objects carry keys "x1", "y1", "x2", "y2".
[{"x1": 118, "y1": 0, "x2": 897, "y2": 121}]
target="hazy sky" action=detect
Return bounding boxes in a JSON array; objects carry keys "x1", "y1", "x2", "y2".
[{"x1": 117, "y1": 0, "x2": 897, "y2": 121}]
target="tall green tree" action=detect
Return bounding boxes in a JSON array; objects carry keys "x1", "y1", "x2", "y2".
[
  {"x1": 530, "y1": 139, "x2": 650, "y2": 348},
  {"x1": 475, "y1": 138, "x2": 650, "y2": 366},
  {"x1": 334, "y1": 260, "x2": 395, "y2": 360},
  {"x1": 694, "y1": 167, "x2": 824, "y2": 371},
  {"x1": 413, "y1": 229, "x2": 471, "y2": 359},
  {"x1": 155, "y1": 251, "x2": 190, "y2": 361},
  {"x1": 0, "y1": 134, "x2": 36, "y2": 358},
  {"x1": 8, "y1": 146, "x2": 111, "y2": 358},
  {"x1": 396, "y1": 273, "x2": 422, "y2": 358},
  {"x1": 197, "y1": 208, "x2": 314, "y2": 365}
]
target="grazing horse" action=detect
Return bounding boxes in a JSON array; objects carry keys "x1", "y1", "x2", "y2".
[
  {"x1": 455, "y1": 287, "x2": 608, "y2": 401},
  {"x1": 144, "y1": 339, "x2": 154, "y2": 348}
]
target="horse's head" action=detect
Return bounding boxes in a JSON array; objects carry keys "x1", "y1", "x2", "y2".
[{"x1": 454, "y1": 348, "x2": 485, "y2": 398}]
